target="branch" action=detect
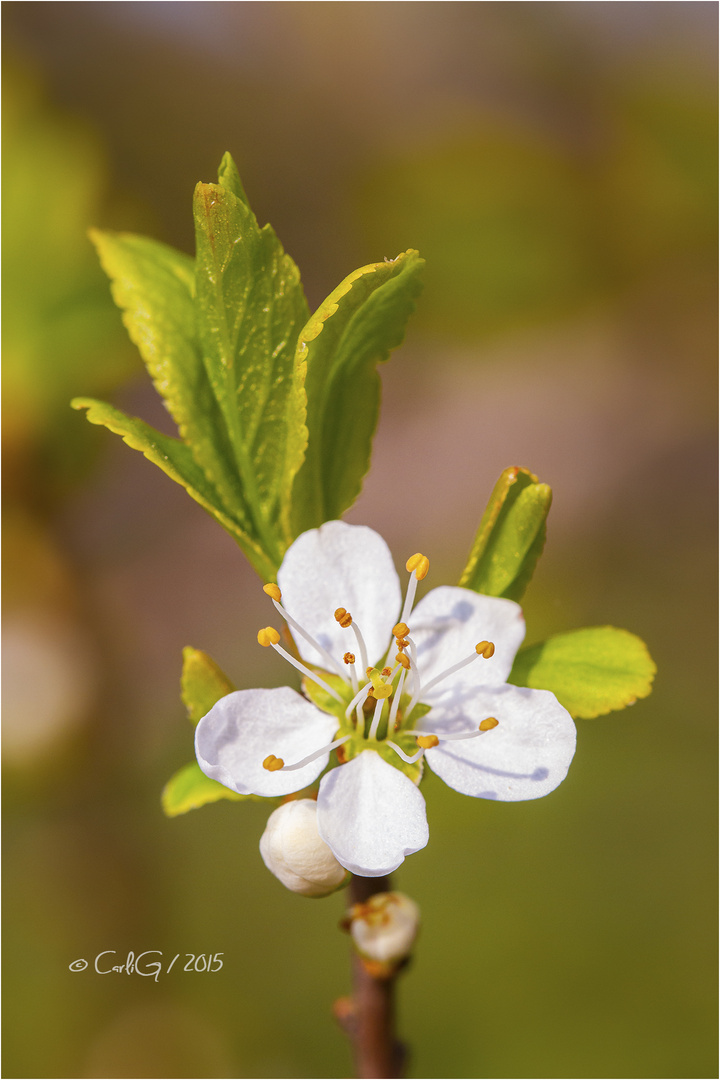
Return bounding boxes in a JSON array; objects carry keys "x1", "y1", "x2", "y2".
[{"x1": 337, "y1": 874, "x2": 406, "y2": 1079}]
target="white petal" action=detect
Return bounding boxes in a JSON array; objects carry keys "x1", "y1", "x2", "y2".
[
  {"x1": 194, "y1": 687, "x2": 338, "y2": 798},
  {"x1": 317, "y1": 750, "x2": 429, "y2": 876},
  {"x1": 423, "y1": 684, "x2": 576, "y2": 801},
  {"x1": 277, "y1": 521, "x2": 401, "y2": 669},
  {"x1": 409, "y1": 586, "x2": 525, "y2": 698}
]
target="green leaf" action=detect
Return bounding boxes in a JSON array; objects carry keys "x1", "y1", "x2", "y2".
[
  {"x1": 89, "y1": 229, "x2": 248, "y2": 520},
  {"x1": 459, "y1": 466, "x2": 552, "y2": 601},
  {"x1": 509, "y1": 626, "x2": 656, "y2": 719},
  {"x1": 162, "y1": 760, "x2": 252, "y2": 817},
  {"x1": 193, "y1": 154, "x2": 310, "y2": 559},
  {"x1": 181, "y1": 646, "x2": 236, "y2": 725},
  {"x1": 71, "y1": 397, "x2": 277, "y2": 580},
  {"x1": 163, "y1": 647, "x2": 263, "y2": 817},
  {"x1": 290, "y1": 250, "x2": 425, "y2": 534}
]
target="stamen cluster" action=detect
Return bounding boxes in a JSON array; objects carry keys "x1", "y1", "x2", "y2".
[{"x1": 259, "y1": 551, "x2": 499, "y2": 775}]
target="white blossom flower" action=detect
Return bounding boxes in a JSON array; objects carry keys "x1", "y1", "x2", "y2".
[{"x1": 195, "y1": 521, "x2": 577, "y2": 878}]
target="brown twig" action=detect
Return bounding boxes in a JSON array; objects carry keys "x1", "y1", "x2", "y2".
[{"x1": 339, "y1": 874, "x2": 405, "y2": 1079}]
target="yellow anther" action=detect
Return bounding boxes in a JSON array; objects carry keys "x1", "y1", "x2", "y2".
[
  {"x1": 405, "y1": 553, "x2": 430, "y2": 580},
  {"x1": 257, "y1": 626, "x2": 281, "y2": 647},
  {"x1": 263, "y1": 754, "x2": 285, "y2": 771},
  {"x1": 343, "y1": 652, "x2": 356, "y2": 665},
  {"x1": 334, "y1": 607, "x2": 353, "y2": 629},
  {"x1": 366, "y1": 667, "x2": 374, "y2": 678},
  {"x1": 395, "y1": 637, "x2": 410, "y2": 648},
  {"x1": 382, "y1": 667, "x2": 392, "y2": 677},
  {"x1": 479, "y1": 717, "x2": 499, "y2": 731},
  {"x1": 396, "y1": 652, "x2": 411, "y2": 670},
  {"x1": 475, "y1": 640, "x2": 496, "y2": 659},
  {"x1": 393, "y1": 622, "x2": 410, "y2": 638},
  {"x1": 416, "y1": 735, "x2": 439, "y2": 749},
  {"x1": 263, "y1": 583, "x2": 282, "y2": 602}
]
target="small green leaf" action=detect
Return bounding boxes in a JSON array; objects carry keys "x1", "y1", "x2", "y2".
[
  {"x1": 290, "y1": 250, "x2": 425, "y2": 534},
  {"x1": 181, "y1": 646, "x2": 235, "y2": 725},
  {"x1": 71, "y1": 397, "x2": 276, "y2": 580},
  {"x1": 459, "y1": 466, "x2": 552, "y2": 601},
  {"x1": 509, "y1": 626, "x2": 656, "y2": 719},
  {"x1": 217, "y1": 150, "x2": 250, "y2": 207},
  {"x1": 162, "y1": 760, "x2": 252, "y2": 817},
  {"x1": 193, "y1": 156, "x2": 310, "y2": 559},
  {"x1": 89, "y1": 228, "x2": 247, "y2": 520}
]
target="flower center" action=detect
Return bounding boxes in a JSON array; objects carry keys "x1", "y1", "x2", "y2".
[{"x1": 259, "y1": 551, "x2": 499, "y2": 775}]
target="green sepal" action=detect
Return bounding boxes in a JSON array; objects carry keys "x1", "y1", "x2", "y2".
[
  {"x1": 301, "y1": 670, "x2": 354, "y2": 716},
  {"x1": 290, "y1": 250, "x2": 425, "y2": 534},
  {"x1": 70, "y1": 397, "x2": 277, "y2": 580},
  {"x1": 181, "y1": 645, "x2": 236, "y2": 725},
  {"x1": 459, "y1": 466, "x2": 552, "y2": 601},
  {"x1": 193, "y1": 155, "x2": 309, "y2": 558},
  {"x1": 509, "y1": 625, "x2": 656, "y2": 719},
  {"x1": 162, "y1": 760, "x2": 254, "y2": 818}
]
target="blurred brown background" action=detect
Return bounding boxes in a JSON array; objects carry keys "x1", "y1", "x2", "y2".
[{"x1": 3, "y1": 3, "x2": 717, "y2": 1078}]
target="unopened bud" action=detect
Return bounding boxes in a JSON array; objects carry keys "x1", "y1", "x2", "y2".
[
  {"x1": 259, "y1": 799, "x2": 349, "y2": 898},
  {"x1": 349, "y1": 891, "x2": 420, "y2": 966}
]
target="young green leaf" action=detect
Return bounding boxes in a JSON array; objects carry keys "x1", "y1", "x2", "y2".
[
  {"x1": 89, "y1": 229, "x2": 247, "y2": 520},
  {"x1": 162, "y1": 760, "x2": 252, "y2": 817},
  {"x1": 290, "y1": 250, "x2": 425, "y2": 535},
  {"x1": 193, "y1": 154, "x2": 310, "y2": 560},
  {"x1": 71, "y1": 397, "x2": 277, "y2": 580},
  {"x1": 509, "y1": 625, "x2": 656, "y2": 719},
  {"x1": 459, "y1": 466, "x2": 552, "y2": 601},
  {"x1": 181, "y1": 646, "x2": 235, "y2": 725}
]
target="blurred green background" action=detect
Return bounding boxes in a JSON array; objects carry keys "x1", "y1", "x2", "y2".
[{"x1": 3, "y1": 4, "x2": 716, "y2": 1077}]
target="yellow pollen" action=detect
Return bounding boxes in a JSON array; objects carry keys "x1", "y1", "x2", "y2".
[
  {"x1": 343, "y1": 652, "x2": 356, "y2": 665},
  {"x1": 257, "y1": 626, "x2": 281, "y2": 647},
  {"x1": 475, "y1": 640, "x2": 495, "y2": 658},
  {"x1": 366, "y1": 667, "x2": 374, "y2": 678},
  {"x1": 263, "y1": 583, "x2": 282, "y2": 602},
  {"x1": 393, "y1": 622, "x2": 410, "y2": 638},
  {"x1": 334, "y1": 607, "x2": 353, "y2": 628},
  {"x1": 395, "y1": 636, "x2": 410, "y2": 648},
  {"x1": 406, "y1": 553, "x2": 430, "y2": 580},
  {"x1": 479, "y1": 717, "x2": 499, "y2": 731},
  {"x1": 263, "y1": 754, "x2": 285, "y2": 771},
  {"x1": 396, "y1": 652, "x2": 411, "y2": 669},
  {"x1": 416, "y1": 735, "x2": 439, "y2": 749},
  {"x1": 381, "y1": 667, "x2": 392, "y2": 677}
]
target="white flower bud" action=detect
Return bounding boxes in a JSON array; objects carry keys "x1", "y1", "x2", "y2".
[
  {"x1": 259, "y1": 798, "x2": 349, "y2": 897},
  {"x1": 349, "y1": 891, "x2": 420, "y2": 965}
]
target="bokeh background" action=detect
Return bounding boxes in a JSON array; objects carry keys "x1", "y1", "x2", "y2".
[{"x1": 3, "y1": 3, "x2": 717, "y2": 1078}]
